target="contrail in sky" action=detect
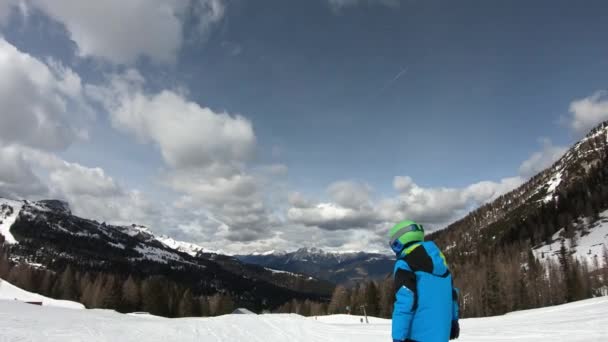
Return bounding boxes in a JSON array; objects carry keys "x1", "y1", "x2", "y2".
[{"x1": 376, "y1": 66, "x2": 409, "y2": 95}]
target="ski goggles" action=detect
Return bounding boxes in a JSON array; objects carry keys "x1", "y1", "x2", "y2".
[{"x1": 389, "y1": 223, "x2": 424, "y2": 254}]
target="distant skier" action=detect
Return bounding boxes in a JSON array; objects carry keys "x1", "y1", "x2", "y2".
[{"x1": 389, "y1": 220, "x2": 460, "y2": 342}]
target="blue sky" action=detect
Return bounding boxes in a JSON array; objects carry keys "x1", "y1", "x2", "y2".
[{"x1": 0, "y1": 0, "x2": 607, "y2": 253}]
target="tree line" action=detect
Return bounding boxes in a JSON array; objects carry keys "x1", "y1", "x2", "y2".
[
  {"x1": 276, "y1": 241, "x2": 608, "y2": 318},
  {"x1": 0, "y1": 240, "x2": 235, "y2": 317}
]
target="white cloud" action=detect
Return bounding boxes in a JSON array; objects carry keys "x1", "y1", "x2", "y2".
[
  {"x1": 380, "y1": 176, "x2": 524, "y2": 226},
  {"x1": 15, "y1": 148, "x2": 156, "y2": 224},
  {"x1": 287, "y1": 181, "x2": 379, "y2": 230},
  {"x1": 519, "y1": 138, "x2": 567, "y2": 178},
  {"x1": 287, "y1": 174, "x2": 524, "y2": 234},
  {"x1": 87, "y1": 70, "x2": 255, "y2": 170},
  {"x1": 285, "y1": 134, "x2": 572, "y2": 240},
  {"x1": 569, "y1": 90, "x2": 608, "y2": 134},
  {"x1": 0, "y1": 146, "x2": 47, "y2": 199},
  {"x1": 327, "y1": 180, "x2": 373, "y2": 209},
  {"x1": 288, "y1": 202, "x2": 379, "y2": 231},
  {"x1": 0, "y1": 37, "x2": 90, "y2": 151},
  {"x1": 7, "y1": 0, "x2": 224, "y2": 64},
  {"x1": 88, "y1": 70, "x2": 276, "y2": 242}
]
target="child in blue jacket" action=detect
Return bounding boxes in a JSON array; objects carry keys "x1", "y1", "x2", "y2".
[{"x1": 389, "y1": 220, "x2": 460, "y2": 342}]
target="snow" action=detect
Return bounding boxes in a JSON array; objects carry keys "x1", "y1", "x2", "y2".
[
  {"x1": 133, "y1": 244, "x2": 183, "y2": 264},
  {"x1": 543, "y1": 171, "x2": 563, "y2": 203},
  {"x1": 156, "y1": 235, "x2": 204, "y2": 257},
  {"x1": 0, "y1": 279, "x2": 84, "y2": 309},
  {"x1": 533, "y1": 211, "x2": 608, "y2": 268},
  {"x1": 264, "y1": 267, "x2": 302, "y2": 276},
  {"x1": 1, "y1": 292, "x2": 608, "y2": 341},
  {"x1": 0, "y1": 198, "x2": 23, "y2": 244}
]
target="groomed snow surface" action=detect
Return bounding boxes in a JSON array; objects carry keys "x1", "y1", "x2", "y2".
[{"x1": 1, "y1": 279, "x2": 607, "y2": 341}]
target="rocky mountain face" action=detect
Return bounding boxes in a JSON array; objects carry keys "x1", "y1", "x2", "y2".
[
  {"x1": 237, "y1": 248, "x2": 394, "y2": 285},
  {"x1": 0, "y1": 199, "x2": 333, "y2": 312}
]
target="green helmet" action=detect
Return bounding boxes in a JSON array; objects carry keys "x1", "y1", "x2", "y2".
[{"x1": 388, "y1": 220, "x2": 425, "y2": 254}]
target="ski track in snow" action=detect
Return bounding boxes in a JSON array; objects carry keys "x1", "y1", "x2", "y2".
[{"x1": 1, "y1": 297, "x2": 608, "y2": 341}]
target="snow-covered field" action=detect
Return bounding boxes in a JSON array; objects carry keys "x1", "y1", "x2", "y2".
[{"x1": 1, "y1": 294, "x2": 607, "y2": 341}]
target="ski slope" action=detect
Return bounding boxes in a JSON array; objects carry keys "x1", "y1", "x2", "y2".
[{"x1": 1, "y1": 295, "x2": 607, "y2": 341}]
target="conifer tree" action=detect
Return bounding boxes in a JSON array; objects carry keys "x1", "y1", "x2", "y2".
[
  {"x1": 122, "y1": 275, "x2": 141, "y2": 313},
  {"x1": 0, "y1": 250, "x2": 10, "y2": 279},
  {"x1": 178, "y1": 289, "x2": 194, "y2": 317},
  {"x1": 58, "y1": 266, "x2": 77, "y2": 300},
  {"x1": 328, "y1": 285, "x2": 349, "y2": 314}
]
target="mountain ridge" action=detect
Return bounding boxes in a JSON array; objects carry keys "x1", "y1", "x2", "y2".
[{"x1": 0, "y1": 198, "x2": 334, "y2": 313}]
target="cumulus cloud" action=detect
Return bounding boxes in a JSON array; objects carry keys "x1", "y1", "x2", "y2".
[
  {"x1": 0, "y1": 37, "x2": 90, "y2": 151},
  {"x1": 379, "y1": 176, "x2": 524, "y2": 226},
  {"x1": 0, "y1": 146, "x2": 48, "y2": 199},
  {"x1": 87, "y1": 70, "x2": 255, "y2": 170},
  {"x1": 287, "y1": 174, "x2": 524, "y2": 234},
  {"x1": 285, "y1": 133, "x2": 575, "y2": 239},
  {"x1": 569, "y1": 90, "x2": 608, "y2": 134},
  {"x1": 327, "y1": 180, "x2": 373, "y2": 209},
  {"x1": 288, "y1": 202, "x2": 379, "y2": 231},
  {"x1": 88, "y1": 70, "x2": 276, "y2": 242},
  {"x1": 3, "y1": 0, "x2": 224, "y2": 64},
  {"x1": 287, "y1": 181, "x2": 380, "y2": 230},
  {"x1": 12, "y1": 148, "x2": 156, "y2": 225},
  {"x1": 519, "y1": 138, "x2": 567, "y2": 178}
]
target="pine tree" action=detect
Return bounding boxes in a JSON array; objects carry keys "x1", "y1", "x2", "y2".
[
  {"x1": 90, "y1": 273, "x2": 107, "y2": 308},
  {"x1": 178, "y1": 289, "x2": 194, "y2": 317},
  {"x1": 378, "y1": 276, "x2": 394, "y2": 318},
  {"x1": 328, "y1": 285, "x2": 349, "y2": 314},
  {"x1": 39, "y1": 270, "x2": 56, "y2": 297},
  {"x1": 483, "y1": 263, "x2": 504, "y2": 316},
  {"x1": 558, "y1": 239, "x2": 576, "y2": 302},
  {"x1": 0, "y1": 250, "x2": 10, "y2": 279},
  {"x1": 58, "y1": 266, "x2": 77, "y2": 301},
  {"x1": 101, "y1": 275, "x2": 121, "y2": 310},
  {"x1": 364, "y1": 281, "x2": 379, "y2": 317},
  {"x1": 199, "y1": 296, "x2": 210, "y2": 316},
  {"x1": 141, "y1": 276, "x2": 168, "y2": 316},
  {"x1": 602, "y1": 245, "x2": 608, "y2": 287},
  {"x1": 122, "y1": 275, "x2": 141, "y2": 313}
]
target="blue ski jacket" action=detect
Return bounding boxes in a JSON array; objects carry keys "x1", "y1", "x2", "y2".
[{"x1": 392, "y1": 241, "x2": 459, "y2": 342}]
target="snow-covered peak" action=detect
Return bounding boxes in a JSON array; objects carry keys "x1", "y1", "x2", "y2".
[{"x1": 155, "y1": 235, "x2": 205, "y2": 257}]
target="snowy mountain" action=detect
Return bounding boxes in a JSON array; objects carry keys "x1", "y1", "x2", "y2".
[
  {"x1": 237, "y1": 248, "x2": 394, "y2": 285},
  {"x1": 431, "y1": 121, "x2": 608, "y2": 260},
  {"x1": 0, "y1": 198, "x2": 333, "y2": 313},
  {"x1": 426, "y1": 121, "x2": 608, "y2": 317}
]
